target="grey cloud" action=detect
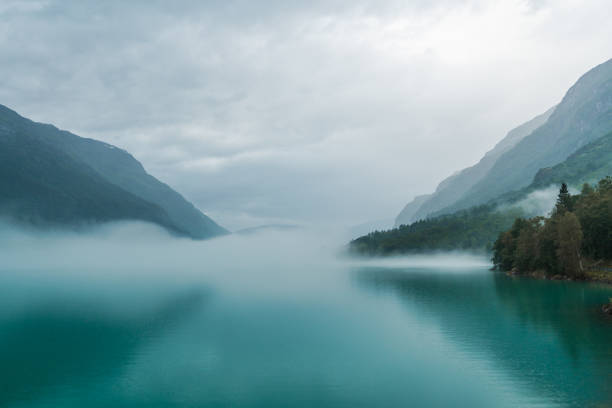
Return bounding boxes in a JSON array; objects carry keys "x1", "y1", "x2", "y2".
[{"x1": 1, "y1": 0, "x2": 611, "y2": 230}]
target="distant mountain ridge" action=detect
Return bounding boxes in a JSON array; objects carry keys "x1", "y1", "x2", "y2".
[
  {"x1": 0, "y1": 104, "x2": 227, "y2": 238},
  {"x1": 491, "y1": 129, "x2": 612, "y2": 206},
  {"x1": 396, "y1": 57, "x2": 612, "y2": 226},
  {"x1": 356, "y1": 57, "x2": 612, "y2": 255},
  {"x1": 439, "y1": 57, "x2": 612, "y2": 215},
  {"x1": 395, "y1": 194, "x2": 431, "y2": 227},
  {"x1": 395, "y1": 105, "x2": 555, "y2": 226},
  {"x1": 351, "y1": 129, "x2": 612, "y2": 256}
]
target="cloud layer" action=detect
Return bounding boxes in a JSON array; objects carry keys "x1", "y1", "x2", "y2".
[{"x1": 1, "y1": 0, "x2": 611, "y2": 229}]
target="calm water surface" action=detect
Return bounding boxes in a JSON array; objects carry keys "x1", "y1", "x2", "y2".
[{"x1": 1, "y1": 230, "x2": 611, "y2": 407}]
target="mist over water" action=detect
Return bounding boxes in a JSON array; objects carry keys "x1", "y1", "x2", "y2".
[{"x1": 1, "y1": 223, "x2": 611, "y2": 407}]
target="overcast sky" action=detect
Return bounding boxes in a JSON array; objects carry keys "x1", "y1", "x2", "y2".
[{"x1": 1, "y1": 0, "x2": 611, "y2": 230}]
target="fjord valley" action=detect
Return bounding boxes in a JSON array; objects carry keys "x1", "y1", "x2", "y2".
[
  {"x1": 3, "y1": 58, "x2": 612, "y2": 407},
  {"x1": 3, "y1": 1, "x2": 612, "y2": 407}
]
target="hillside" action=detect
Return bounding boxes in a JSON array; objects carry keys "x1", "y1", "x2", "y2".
[
  {"x1": 441, "y1": 58, "x2": 612, "y2": 215},
  {"x1": 530, "y1": 131, "x2": 612, "y2": 189},
  {"x1": 395, "y1": 106, "x2": 554, "y2": 226},
  {"x1": 0, "y1": 104, "x2": 227, "y2": 238},
  {"x1": 395, "y1": 194, "x2": 432, "y2": 227},
  {"x1": 487, "y1": 130, "x2": 612, "y2": 207},
  {"x1": 352, "y1": 129, "x2": 612, "y2": 256}
]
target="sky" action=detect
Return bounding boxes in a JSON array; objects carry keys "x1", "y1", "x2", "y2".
[{"x1": 0, "y1": 0, "x2": 611, "y2": 231}]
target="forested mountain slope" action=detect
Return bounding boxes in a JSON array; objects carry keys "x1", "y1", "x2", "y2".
[{"x1": 353, "y1": 128, "x2": 612, "y2": 255}]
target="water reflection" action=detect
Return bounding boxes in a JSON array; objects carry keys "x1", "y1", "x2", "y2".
[
  {"x1": 354, "y1": 267, "x2": 612, "y2": 408},
  {"x1": 0, "y1": 286, "x2": 207, "y2": 406},
  {"x1": 1, "y1": 260, "x2": 611, "y2": 408}
]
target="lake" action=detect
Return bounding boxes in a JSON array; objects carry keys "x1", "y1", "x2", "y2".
[{"x1": 0, "y1": 227, "x2": 611, "y2": 407}]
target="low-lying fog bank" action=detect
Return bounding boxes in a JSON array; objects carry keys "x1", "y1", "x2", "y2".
[{"x1": 0, "y1": 220, "x2": 492, "y2": 297}]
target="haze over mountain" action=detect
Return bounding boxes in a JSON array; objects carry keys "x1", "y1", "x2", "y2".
[
  {"x1": 0, "y1": 104, "x2": 226, "y2": 239},
  {"x1": 493, "y1": 129, "x2": 612, "y2": 206},
  {"x1": 395, "y1": 58, "x2": 612, "y2": 226},
  {"x1": 354, "y1": 57, "x2": 612, "y2": 255},
  {"x1": 395, "y1": 106, "x2": 555, "y2": 226},
  {"x1": 442, "y1": 58, "x2": 612, "y2": 214}
]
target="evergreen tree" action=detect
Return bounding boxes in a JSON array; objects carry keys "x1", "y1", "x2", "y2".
[
  {"x1": 555, "y1": 183, "x2": 572, "y2": 213},
  {"x1": 490, "y1": 175, "x2": 612, "y2": 276}
]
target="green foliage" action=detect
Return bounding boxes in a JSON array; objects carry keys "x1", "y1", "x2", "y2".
[
  {"x1": 574, "y1": 176, "x2": 612, "y2": 260},
  {"x1": 531, "y1": 132, "x2": 612, "y2": 190},
  {"x1": 492, "y1": 178, "x2": 612, "y2": 277},
  {"x1": 556, "y1": 212, "x2": 583, "y2": 277},
  {"x1": 555, "y1": 183, "x2": 572, "y2": 213},
  {"x1": 350, "y1": 204, "x2": 523, "y2": 255}
]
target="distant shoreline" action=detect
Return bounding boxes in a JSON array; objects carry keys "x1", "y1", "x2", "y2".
[
  {"x1": 504, "y1": 268, "x2": 612, "y2": 284},
  {"x1": 501, "y1": 269, "x2": 612, "y2": 315}
]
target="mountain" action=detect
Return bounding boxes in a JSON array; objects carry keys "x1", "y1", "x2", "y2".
[
  {"x1": 530, "y1": 130, "x2": 612, "y2": 189},
  {"x1": 351, "y1": 128, "x2": 612, "y2": 255},
  {"x1": 439, "y1": 57, "x2": 612, "y2": 215},
  {"x1": 395, "y1": 106, "x2": 555, "y2": 226},
  {"x1": 490, "y1": 129, "x2": 612, "y2": 206},
  {"x1": 0, "y1": 104, "x2": 227, "y2": 238},
  {"x1": 347, "y1": 218, "x2": 395, "y2": 240},
  {"x1": 354, "y1": 58, "x2": 612, "y2": 256},
  {"x1": 394, "y1": 194, "x2": 431, "y2": 227}
]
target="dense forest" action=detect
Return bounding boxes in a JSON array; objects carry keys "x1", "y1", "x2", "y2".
[
  {"x1": 350, "y1": 204, "x2": 523, "y2": 255},
  {"x1": 492, "y1": 178, "x2": 612, "y2": 278}
]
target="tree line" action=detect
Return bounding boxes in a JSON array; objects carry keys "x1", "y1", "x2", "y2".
[
  {"x1": 492, "y1": 177, "x2": 612, "y2": 277},
  {"x1": 350, "y1": 204, "x2": 522, "y2": 255}
]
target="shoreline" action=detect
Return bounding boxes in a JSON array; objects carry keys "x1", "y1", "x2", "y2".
[
  {"x1": 501, "y1": 268, "x2": 612, "y2": 315},
  {"x1": 504, "y1": 269, "x2": 612, "y2": 285}
]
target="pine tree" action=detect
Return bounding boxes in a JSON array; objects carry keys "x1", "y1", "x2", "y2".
[{"x1": 555, "y1": 183, "x2": 572, "y2": 214}]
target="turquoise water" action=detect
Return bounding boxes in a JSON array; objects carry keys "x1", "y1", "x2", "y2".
[{"x1": 1, "y1": 230, "x2": 612, "y2": 407}]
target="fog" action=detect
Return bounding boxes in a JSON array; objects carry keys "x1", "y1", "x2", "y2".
[
  {"x1": 0, "y1": 222, "x2": 570, "y2": 408},
  {"x1": 493, "y1": 185, "x2": 559, "y2": 216},
  {"x1": 0, "y1": 221, "x2": 492, "y2": 340},
  {"x1": 510, "y1": 186, "x2": 559, "y2": 216},
  {"x1": 495, "y1": 184, "x2": 581, "y2": 217},
  {"x1": 0, "y1": 222, "x2": 337, "y2": 289},
  {"x1": 0, "y1": 221, "x2": 490, "y2": 293}
]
